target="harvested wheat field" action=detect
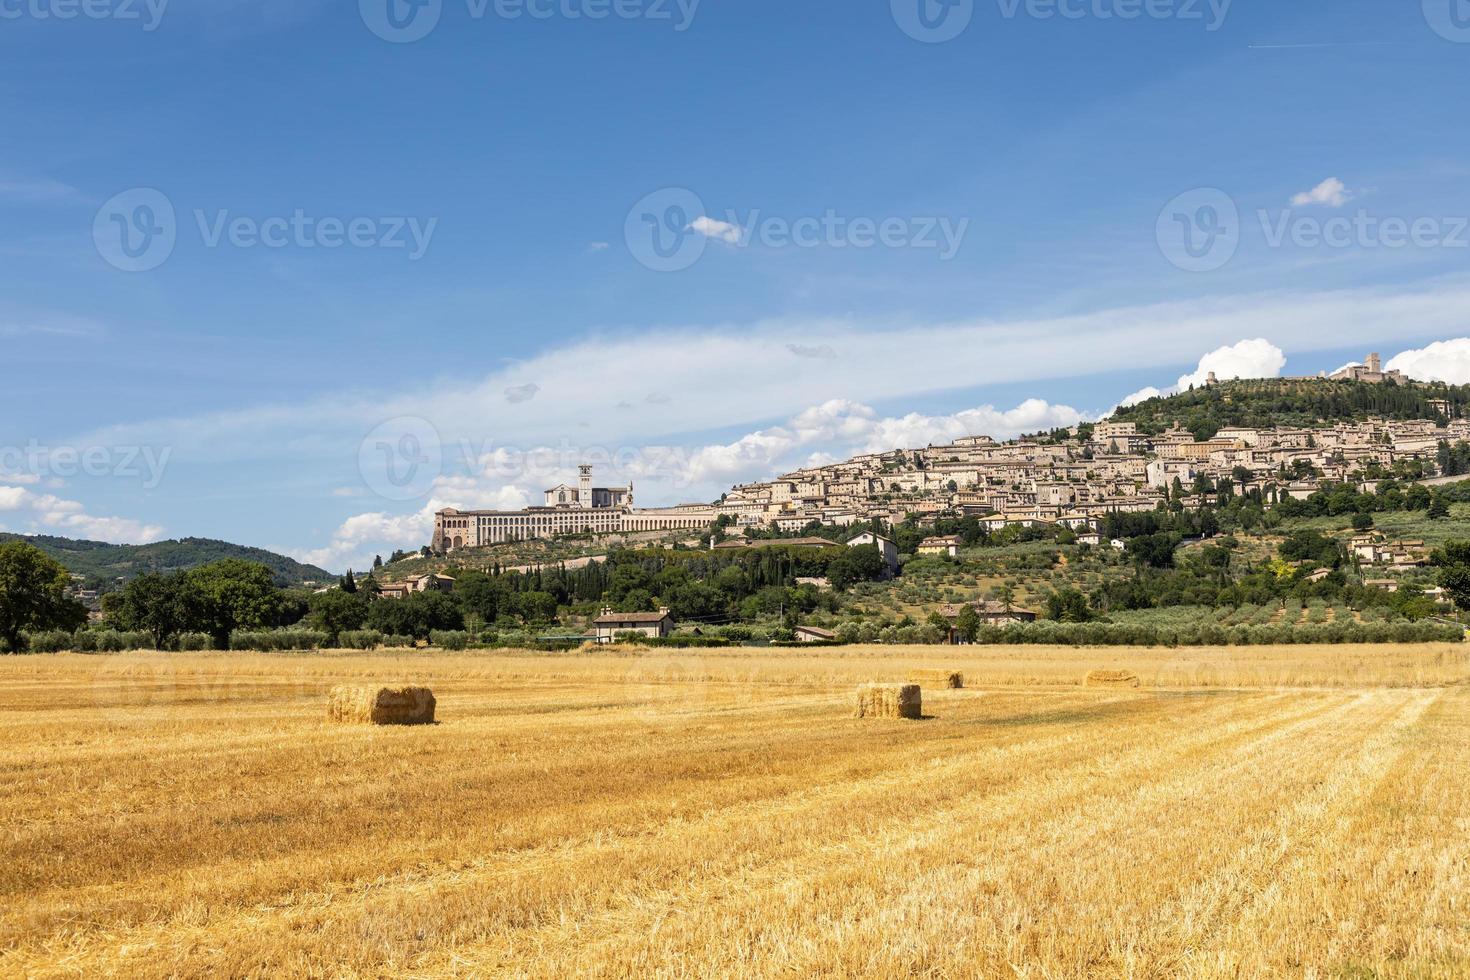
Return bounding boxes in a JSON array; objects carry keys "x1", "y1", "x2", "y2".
[{"x1": 3, "y1": 643, "x2": 1470, "y2": 978}]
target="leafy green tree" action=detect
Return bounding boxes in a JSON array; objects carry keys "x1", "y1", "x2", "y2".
[
  {"x1": 1431, "y1": 542, "x2": 1470, "y2": 611},
  {"x1": 309, "y1": 589, "x2": 370, "y2": 643},
  {"x1": 953, "y1": 604, "x2": 981, "y2": 643},
  {"x1": 1129, "y1": 533, "x2": 1180, "y2": 569},
  {"x1": 514, "y1": 591, "x2": 559, "y2": 623},
  {"x1": 188, "y1": 560, "x2": 281, "y2": 650},
  {"x1": 828, "y1": 544, "x2": 885, "y2": 590},
  {"x1": 110, "y1": 572, "x2": 198, "y2": 650},
  {"x1": 1045, "y1": 588, "x2": 1095, "y2": 623},
  {"x1": 0, "y1": 542, "x2": 87, "y2": 652},
  {"x1": 340, "y1": 570, "x2": 357, "y2": 594},
  {"x1": 1428, "y1": 494, "x2": 1451, "y2": 520},
  {"x1": 366, "y1": 591, "x2": 465, "y2": 639},
  {"x1": 454, "y1": 569, "x2": 507, "y2": 624},
  {"x1": 994, "y1": 583, "x2": 1016, "y2": 611}
]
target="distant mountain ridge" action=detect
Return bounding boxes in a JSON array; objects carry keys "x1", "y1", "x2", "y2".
[{"x1": 0, "y1": 534, "x2": 333, "y2": 588}]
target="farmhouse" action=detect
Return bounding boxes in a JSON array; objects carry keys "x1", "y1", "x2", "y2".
[
  {"x1": 592, "y1": 607, "x2": 675, "y2": 643},
  {"x1": 377, "y1": 573, "x2": 456, "y2": 600},
  {"x1": 917, "y1": 535, "x2": 962, "y2": 557},
  {"x1": 845, "y1": 531, "x2": 900, "y2": 574},
  {"x1": 937, "y1": 601, "x2": 1039, "y2": 625}
]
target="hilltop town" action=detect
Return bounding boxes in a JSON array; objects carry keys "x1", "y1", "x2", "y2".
[{"x1": 432, "y1": 365, "x2": 1470, "y2": 554}]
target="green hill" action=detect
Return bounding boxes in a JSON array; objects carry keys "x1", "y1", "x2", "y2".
[
  {"x1": 0, "y1": 534, "x2": 333, "y2": 589},
  {"x1": 1111, "y1": 377, "x2": 1467, "y2": 440}
]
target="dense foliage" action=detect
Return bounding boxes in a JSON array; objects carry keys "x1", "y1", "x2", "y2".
[
  {"x1": 0, "y1": 533, "x2": 331, "y2": 590},
  {"x1": 0, "y1": 543, "x2": 88, "y2": 652},
  {"x1": 1110, "y1": 378, "x2": 1469, "y2": 440}
]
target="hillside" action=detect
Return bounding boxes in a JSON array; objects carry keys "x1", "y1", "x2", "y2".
[
  {"x1": 0, "y1": 534, "x2": 333, "y2": 589},
  {"x1": 1110, "y1": 377, "x2": 1468, "y2": 439}
]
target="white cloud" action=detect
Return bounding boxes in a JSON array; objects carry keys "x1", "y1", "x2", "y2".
[
  {"x1": 0, "y1": 311, "x2": 105, "y2": 340},
  {"x1": 290, "y1": 480, "x2": 532, "y2": 571},
  {"x1": 689, "y1": 215, "x2": 742, "y2": 244},
  {"x1": 1118, "y1": 386, "x2": 1164, "y2": 408},
  {"x1": 587, "y1": 242, "x2": 611, "y2": 252},
  {"x1": 0, "y1": 484, "x2": 163, "y2": 544},
  {"x1": 634, "y1": 397, "x2": 1083, "y2": 491},
  {"x1": 1176, "y1": 338, "x2": 1287, "y2": 390},
  {"x1": 787, "y1": 343, "x2": 838, "y2": 360},
  {"x1": 1102, "y1": 339, "x2": 1285, "y2": 418},
  {"x1": 303, "y1": 397, "x2": 1084, "y2": 570},
  {"x1": 0, "y1": 176, "x2": 79, "y2": 203},
  {"x1": 79, "y1": 280, "x2": 1470, "y2": 472},
  {"x1": 504, "y1": 383, "x2": 541, "y2": 404},
  {"x1": 63, "y1": 278, "x2": 1470, "y2": 562},
  {"x1": 1290, "y1": 177, "x2": 1351, "y2": 208},
  {"x1": 1386, "y1": 339, "x2": 1470, "y2": 384}
]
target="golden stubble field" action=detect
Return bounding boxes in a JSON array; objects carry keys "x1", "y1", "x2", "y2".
[{"x1": 3, "y1": 644, "x2": 1469, "y2": 979}]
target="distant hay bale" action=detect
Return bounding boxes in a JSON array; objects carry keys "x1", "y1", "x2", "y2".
[
  {"x1": 907, "y1": 669, "x2": 964, "y2": 689},
  {"x1": 854, "y1": 683, "x2": 922, "y2": 720},
  {"x1": 327, "y1": 686, "x2": 436, "y2": 725},
  {"x1": 1085, "y1": 669, "x2": 1141, "y2": 689}
]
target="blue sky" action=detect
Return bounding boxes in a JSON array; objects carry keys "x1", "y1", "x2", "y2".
[{"x1": 3, "y1": 0, "x2": 1470, "y2": 569}]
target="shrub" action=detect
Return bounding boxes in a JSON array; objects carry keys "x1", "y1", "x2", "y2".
[
  {"x1": 228, "y1": 630, "x2": 328, "y2": 651},
  {"x1": 177, "y1": 632, "x2": 213, "y2": 651},
  {"x1": 77, "y1": 630, "x2": 151, "y2": 652},
  {"x1": 339, "y1": 630, "x2": 384, "y2": 651},
  {"x1": 24, "y1": 630, "x2": 73, "y2": 653},
  {"x1": 430, "y1": 630, "x2": 470, "y2": 650}
]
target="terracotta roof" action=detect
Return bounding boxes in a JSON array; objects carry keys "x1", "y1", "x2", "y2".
[
  {"x1": 594, "y1": 610, "x2": 673, "y2": 624},
  {"x1": 937, "y1": 601, "x2": 1039, "y2": 618},
  {"x1": 715, "y1": 537, "x2": 840, "y2": 550}
]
